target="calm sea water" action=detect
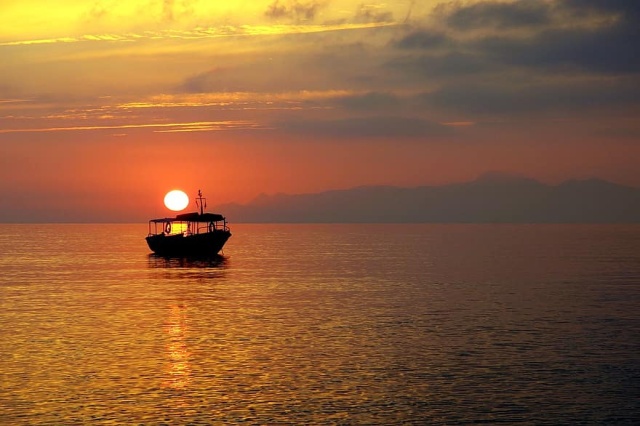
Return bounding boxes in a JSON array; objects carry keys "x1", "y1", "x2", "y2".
[{"x1": 1, "y1": 223, "x2": 639, "y2": 425}]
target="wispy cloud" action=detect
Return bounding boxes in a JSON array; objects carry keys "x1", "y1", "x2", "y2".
[
  {"x1": 0, "y1": 22, "x2": 396, "y2": 47},
  {"x1": 0, "y1": 120, "x2": 265, "y2": 134},
  {"x1": 0, "y1": 99, "x2": 32, "y2": 104},
  {"x1": 116, "y1": 90, "x2": 356, "y2": 109}
]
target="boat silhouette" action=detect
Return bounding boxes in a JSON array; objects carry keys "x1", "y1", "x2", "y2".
[{"x1": 146, "y1": 190, "x2": 231, "y2": 257}]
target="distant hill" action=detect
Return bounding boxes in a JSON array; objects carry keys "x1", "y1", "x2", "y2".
[{"x1": 214, "y1": 174, "x2": 640, "y2": 223}]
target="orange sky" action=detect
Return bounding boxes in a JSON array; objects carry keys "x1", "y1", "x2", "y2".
[{"x1": 1, "y1": 0, "x2": 639, "y2": 221}]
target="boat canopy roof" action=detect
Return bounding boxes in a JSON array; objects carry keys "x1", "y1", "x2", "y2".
[{"x1": 149, "y1": 212, "x2": 225, "y2": 223}]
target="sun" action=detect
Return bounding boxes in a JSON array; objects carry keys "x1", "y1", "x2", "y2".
[{"x1": 164, "y1": 190, "x2": 189, "y2": 211}]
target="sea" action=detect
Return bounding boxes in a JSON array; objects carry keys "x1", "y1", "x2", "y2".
[{"x1": 1, "y1": 223, "x2": 639, "y2": 425}]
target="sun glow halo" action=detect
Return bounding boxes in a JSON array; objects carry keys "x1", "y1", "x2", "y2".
[{"x1": 164, "y1": 190, "x2": 189, "y2": 211}]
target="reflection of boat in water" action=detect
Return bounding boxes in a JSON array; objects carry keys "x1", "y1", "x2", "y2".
[
  {"x1": 146, "y1": 190, "x2": 231, "y2": 257},
  {"x1": 148, "y1": 254, "x2": 227, "y2": 269}
]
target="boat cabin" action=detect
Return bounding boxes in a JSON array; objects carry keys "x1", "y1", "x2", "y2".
[{"x1": 147, "y1": 212, "x2": 229, "y2": 237}]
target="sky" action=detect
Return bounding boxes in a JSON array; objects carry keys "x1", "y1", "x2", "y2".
[{"x1": 1, "y1": 0, "x2": 639, "y2": 221}]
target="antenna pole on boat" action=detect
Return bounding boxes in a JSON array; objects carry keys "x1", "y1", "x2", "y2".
[{"x1": 196, "y1": 189, "x2": 206, "y2": 215}]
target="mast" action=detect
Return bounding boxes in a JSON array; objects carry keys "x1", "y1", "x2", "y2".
[{"x1": 196, "y1": 189, "x2": 207, "y2": 215}]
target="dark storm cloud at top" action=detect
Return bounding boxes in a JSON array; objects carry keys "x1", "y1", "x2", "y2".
[
  {"x1": 385, "y1": 0, "x2": 640, "y2": 116},
  {"x1": 475, "y1": 16, "x2": 640, "y2": 73},
  {"x1": 397, "y1": 0, "x2": 640, "y2": 73},
  {"x1": 562, "y1": 0, "x2": 640, "y2": 17},
  {"x1": 444, "y1": 0, "x2": 552, "y2": 29}
]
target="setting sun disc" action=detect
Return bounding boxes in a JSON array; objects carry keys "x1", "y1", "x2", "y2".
[{"x1": 164, "y1": 190, "x2": 189, "y2": 211}]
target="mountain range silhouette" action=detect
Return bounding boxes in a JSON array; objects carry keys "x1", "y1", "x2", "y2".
[{"x1": 215, "y1": 173, "x2": 640, "y2": 223}]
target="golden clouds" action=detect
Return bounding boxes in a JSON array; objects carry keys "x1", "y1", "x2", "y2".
[
  {"x1": 0, "y1": 89, "x2": 360, "y2": 136},
  {"x1": 117, "y1": 90, "x2": 360, "y2": 109},
  {"x1": 1, "y1": 0, "x2": 401, "y2": 43},
  {"x1": 0, "y1": 21, "x2": 396, "y2": 47},
  {"x1": 0, "y1": 0, "x2": 402, "y2": 105},
  {"x1": 0, "y1": 120, "x2": 264, "y2": 134}
]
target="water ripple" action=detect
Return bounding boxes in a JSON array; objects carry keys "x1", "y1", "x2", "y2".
[{"x1": 1, "y1": 224, "x2": 639, "y2": 424}]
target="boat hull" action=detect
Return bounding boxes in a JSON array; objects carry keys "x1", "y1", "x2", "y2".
[{"x1": 146, "y1": 230, "x2": 231, "y2": 257}]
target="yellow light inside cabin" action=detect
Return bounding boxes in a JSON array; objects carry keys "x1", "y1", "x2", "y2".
[{"x1": 171, "y1": 222, "x2": 188, "y2": 235}]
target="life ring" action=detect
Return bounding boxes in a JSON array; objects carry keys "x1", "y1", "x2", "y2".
[
  {"x1": 208, "y1": 222, "x2": 215, "y2": 233},
  {"x1": 165, "y1": 222, "x2": 171, "y2": 233}
]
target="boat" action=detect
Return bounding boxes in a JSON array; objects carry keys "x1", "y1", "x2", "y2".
[{"x1": 146, "y1": 190, "x2": 231, "y2": 257}]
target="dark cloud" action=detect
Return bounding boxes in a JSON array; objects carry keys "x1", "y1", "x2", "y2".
[
  {"x1": 333, "y1": 92, "x2": 401, "y2": 111},
  {"x1": 385, "y1": 0, "x2": 640, "y2": 120},
  {"x1": 444, "y1": 0, "x2": 551, "y2": 30},
  {"x1": 180, "y1": 68, "x2": 232, "y2": 93},
  {"x1": 560, "y1": 0, "x2": 640, "y2": 19},
  {"x1": 406, "y1": 0, "x2": 640, "y2": 75},
  {"x1": 475, "y1": 25, "x2": 640, "y2": 74},
  {"x1": 390, "y1": 52, "x2": 496, "y2": 78},
  {"x1": 394, "y1": 30, "x2": 449, "y2": 50},
  {"x1": 353, "y1": 4, "x2": 394, "y2": 23},
  {"x1": 420, "y1": 79, "x2": 640, "y2": 115},
  {"x1": 278, "y1": 116, "x2": 453, "y2": 139},
  {"x1": 265, "y1": 0, "x2": 323, "y2": 22},
  {"x1": 389, "y1": 0, "x2": 640, "y2": 82},
  {"x1": 552, "y1": 0, "x2": 640, "y2": 73}
]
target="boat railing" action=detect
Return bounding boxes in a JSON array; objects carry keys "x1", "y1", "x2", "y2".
[
  {"x1": 149, "y1": 218, "x2": 229, "y2": 237},
  {"x1": 197, "y1": 220, "x2": 230, "y2": 234}
]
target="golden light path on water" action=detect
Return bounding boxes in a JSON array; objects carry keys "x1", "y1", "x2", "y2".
[{"x1": 164, "y1": 304, "x2": 191, "y2": 390}]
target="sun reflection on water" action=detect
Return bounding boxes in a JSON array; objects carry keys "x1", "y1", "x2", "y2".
[{"x1": 163, "y1": 304, "x2": 190, "y2": 390}]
